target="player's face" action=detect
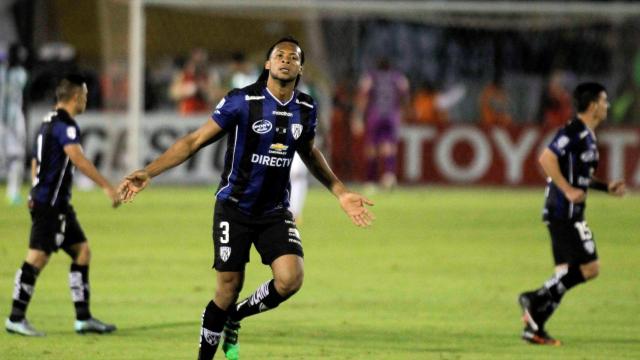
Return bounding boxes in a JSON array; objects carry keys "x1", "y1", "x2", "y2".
[
  {"x1": 594, "y1": 91, "x2": 609, "y2": 122},
  {"x1": 75, "y1": 84, "x2": 88, "y2": 114},
  {"x1": 265, "y1": 42, "x2": 303, "y2": 83}
]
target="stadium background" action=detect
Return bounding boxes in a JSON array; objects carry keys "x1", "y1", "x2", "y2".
[
  {"x1": 1, "y1": 0, "x2": 640, "y2": 186},
  {"x1": 1, "y1": 1, "x2": 639, "y2": 359}
]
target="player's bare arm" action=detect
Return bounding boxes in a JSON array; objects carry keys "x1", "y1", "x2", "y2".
[
  {"x1": 590, "y1": 176, "x2": 626, "y2": 197},
  {"x1": 64, "y1": 143, "x2": 120, "y2": 208},
  {"x1": 119, "y1": 119, "x2": 223, "y2": 202},
  {"x1": 297, "y1": 138, "x2": 374, "y2": 227},
  {"x1": 30, "y1": 158, "x2": 36, "y2": 183},
  {"x1": 539, "y1": 148, "x2": 585, "y2": 203}
]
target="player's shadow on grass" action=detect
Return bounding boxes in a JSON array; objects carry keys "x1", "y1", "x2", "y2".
[{"x1": 116, "y1": 321, "x2": 196, "y2": 333}]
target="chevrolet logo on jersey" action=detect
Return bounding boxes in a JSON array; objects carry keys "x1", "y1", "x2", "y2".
[{"x1": 269, "y1": 143, "x2": 288, "y2": 156}]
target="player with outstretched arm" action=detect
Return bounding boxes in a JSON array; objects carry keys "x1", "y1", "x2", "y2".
[{"x1": 118, "y1": 36, "x2": 374, "y2": 360}]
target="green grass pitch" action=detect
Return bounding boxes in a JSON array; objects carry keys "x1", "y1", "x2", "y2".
[{"x1": 1, "y1": 185, "x2": 639, "y2": 359}]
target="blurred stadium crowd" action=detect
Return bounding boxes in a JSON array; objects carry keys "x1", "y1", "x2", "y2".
[
  {"x1": 2, "y1": 1, "x2": 640, "y2": 125},
  {"x1": 2, "y1": 0, "x2": 640, "y2": 187}
]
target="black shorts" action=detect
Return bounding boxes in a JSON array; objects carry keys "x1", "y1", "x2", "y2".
[
  {"x1": 29, "y1": 202, "x2": 87, "y2": 255},
  {"x1": 212, "y1": 200, "x2": 304, "y2": 272},
  {"x1": 547, "y1": 220, "x2": 598, "y2": 266}
]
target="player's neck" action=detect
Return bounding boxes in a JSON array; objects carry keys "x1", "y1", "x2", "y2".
[
  {"x1": 266, "y1": 77, "x2": 295, "y2": 103},
  {"x1": 56, "y1": 103, "x2": 79, "y2": 117},
  {"x1": 576, "y1": 113, "x2": 598, "y2": 131}
]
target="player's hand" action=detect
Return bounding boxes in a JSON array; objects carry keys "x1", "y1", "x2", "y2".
[
  {"x1": 104, "y1": 186, "x2": 121, "y2": 208},
  {"x1": 338, "y1": 192, "x2": 375, "y2": 227},
  {"x1": 564, "y1": 186, "x2": 586, "y2": 203},
  {"x1": 118, "y1": 169, "x2": 151, "y2": 203},
  {"x1": 608, "y1": 180, "x2": 626, "y2": 197}
]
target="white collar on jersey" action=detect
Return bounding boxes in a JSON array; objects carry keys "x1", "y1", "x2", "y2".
[{"x1": 265, "y1": 87, "x2": 295, "y2": 106}]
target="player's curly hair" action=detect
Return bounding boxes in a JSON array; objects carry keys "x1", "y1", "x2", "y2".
[{"x1": 257, "y1": 35, "x2": 304, "y2": 87}]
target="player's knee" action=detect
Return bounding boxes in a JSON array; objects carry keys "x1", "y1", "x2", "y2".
[
  {"x1": 215, "y1": 273, "x2": 243, "y2": 304},
  {"x1": 274, "y1": 271, "x2": 303, "y2": 297},
  {"x1": 26, "y1": 250, "x2": 50, "y2": 270},
  {"x1": 582, "y1": 262, "x2": 600, "y2": 280},
  {"x1": 73, "y1": 243, "x2": 91, "y2": 265}
]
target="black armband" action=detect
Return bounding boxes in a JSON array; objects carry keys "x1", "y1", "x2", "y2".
[{"x1": 589, "y1": 180, "x2": 608, "y2": 192}]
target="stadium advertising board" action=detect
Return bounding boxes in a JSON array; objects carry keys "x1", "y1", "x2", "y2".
[
  {"x1": 25, "y1": 110, "x2": 640, "y2": 187},
  {"x1": 397, "y1": 125, "x2": 640, "y2": 186}
]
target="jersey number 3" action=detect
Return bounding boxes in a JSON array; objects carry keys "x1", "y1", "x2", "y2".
[{"x1": 219, "y1": 221, "x2": 230, "y2": 244}]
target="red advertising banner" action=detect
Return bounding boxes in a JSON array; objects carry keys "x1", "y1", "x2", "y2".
[{"x1": 333, "y1": 124, "x2": 640, "y2": 187}]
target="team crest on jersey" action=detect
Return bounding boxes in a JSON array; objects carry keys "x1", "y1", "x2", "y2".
[
  {"x1": 580, "y1": 150, "x2": 597, "y2": 162},
  {"x1": 252, "y1": 120, "x2": 272, "y2": 134},
  {"x1": 220, "y1": 246, "x2": 231, "y2": 262},
  {"x1": 291, "y1": 124, "x2": 303, "y2": 140},
  {"x1": 555, "y1": 135, "x2": 569, "y2": 149}
]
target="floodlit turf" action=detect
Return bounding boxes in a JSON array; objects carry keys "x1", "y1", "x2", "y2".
[{"x1": 1, "y1": 185, "x2": 639, "y2": 359}]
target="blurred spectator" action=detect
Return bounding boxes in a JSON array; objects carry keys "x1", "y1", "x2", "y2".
[
  {"x1": 478, "y1": 73, "x2": 512, "y2": 126},
  {"x1": 351, "y1": 58, "x2": 409, "y2": 190},
  {"x1": 409, "y1": 80, "x2": 466, "y2": 125},
  {"x1": 228, "y1": 52, "x2": 259, "y2": 89},
  {"x1": 539, "y1": 70, "x2": 573, "y2": 128},
  {"x1": 0, "y1": 43, "x2": 28, "y2": 205},
  {"x1": 169, "y1": 48, "x2": 217, "y2": 115},
  {"x1": 330, "y1": 81, "x2": 356, "y2": 180},
  {"x1": 29, "y1": 42, "x2": 78, "y2": 103},
  {"x1": 612, "y1": 51, "x2": 640, "y2": 124}
]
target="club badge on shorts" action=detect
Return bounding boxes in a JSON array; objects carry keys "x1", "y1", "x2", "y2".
[
  {"x1": 220, "y1": 246, "x2": 231, "y2": 262},
  {"x1": 291, "y1": 124, "x2": 303, "y2": 140}
]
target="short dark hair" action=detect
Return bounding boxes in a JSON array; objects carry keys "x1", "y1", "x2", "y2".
[
  {"x1": 56, "y1": 74, "x2": 86, "y2": 102},
  {"x1": 573, "y1": 82, "x2": 606, "y2": 113},
  {"x1": 257, "y1": 36, "x2": 304, "y2": 85}
]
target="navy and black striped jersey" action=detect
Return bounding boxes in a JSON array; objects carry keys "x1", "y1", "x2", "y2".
[
  {"x1": 30, "y1": 109, "x2": 81, "y2": 207},
  {"x1": 212, "y1": 82, "x2": 317, "y2": 215},
  {"x1": 543, "y1": 118, "x2": 599, "y2": 222}
]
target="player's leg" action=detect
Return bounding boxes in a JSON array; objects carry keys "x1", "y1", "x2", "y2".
[
  {"x1": 364, "y1": 116, "x2": 381, "y2": 186},
  {"x1": 199, "y1": 271, "x2": 244, "y2": 360},
  {"x1": 230, "y1": 254, "x2": 303, "y2": 323},
  {"x1": 5, "y1": 249, "x2": 49, "y2": 336},
  {"x1": 61, "y1": 206, "x2": 115, "y2": 334},
  {"x1": 67, "y1": 242, "x2": 117, "y2": 334},
  {"x1": 202, "y1": 201, "x2": 252, "y2": 360},
  {"x1": 223, "y1": 214, "x2": 304, "y2": 360},
  {"x1": 519, "y1": 221, "x2": 597, "y2": 344},
  {"x1": 221, "y1": 255, "x2": 302, "y2": 360},
  {"x1": 6, "y1": 203, "x2": 59, "y2": 336},
  {"x1": 230, "y1": 210, "x2": 305, "y2": 322},
  {"x1": 379, "y1": 141, "x2": 397, "y2": 190},
  {"x1": 536, "y1": 222, "x2": 597, "y2": 314},
  {"x1": 378, "y1": 118, "x2": 399, "y2": 190}
]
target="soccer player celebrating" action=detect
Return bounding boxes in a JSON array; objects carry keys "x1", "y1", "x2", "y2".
[
  {"x1": 118, "y1": 36, "x2": 374, "y2": 360},
  {"x1": 5, "y1": 74, "x2": 120, "y2": 336},
  {"x1": 518, "y1": 82, "x2": 626, "y2": 345}
]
